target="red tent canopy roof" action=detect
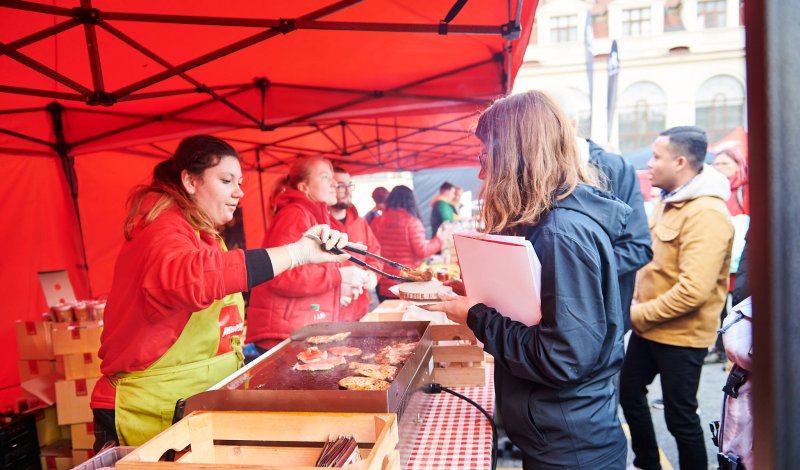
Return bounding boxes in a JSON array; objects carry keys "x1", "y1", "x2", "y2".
[{"x1": 1, "y1": 0, "x2": 538, "y2": 171}]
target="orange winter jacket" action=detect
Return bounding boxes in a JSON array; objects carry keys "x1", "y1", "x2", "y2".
[{"x1": 631, "y1": 166, "x2": 734, "y2": 348}]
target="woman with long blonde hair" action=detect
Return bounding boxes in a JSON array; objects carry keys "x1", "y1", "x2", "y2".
[{"x1": 428, "y1": 91, "x2": 630, "y2": 469}]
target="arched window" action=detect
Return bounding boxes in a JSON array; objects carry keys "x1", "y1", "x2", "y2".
[
  {"x1": 695, "y1": 75, "x2": 745, "y2": 142},
  {"x1": 618, "y1": 82, "x2": 666, "y2": 154}
]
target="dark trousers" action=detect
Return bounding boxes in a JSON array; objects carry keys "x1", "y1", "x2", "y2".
[
  {"x1": 92, "y1": 408, "x2": 119, "y2": 454},
  {"x1": 619, "y1": 334, "x2": 708, "y2": 470}
]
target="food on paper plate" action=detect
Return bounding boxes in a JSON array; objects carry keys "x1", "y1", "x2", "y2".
[
  {"x1": 328, "y1": 346, "x2": 362, "y2": 357},
  {"x1": 375, "y1": 342, "x2": 417, "y2": 365},
  {"x1": 399, "y1": 268, "x2": 433, "y2": 282},
  {"x1": 306, "y1": 331, "x2": 352, "y2": 344},
  {"x1": 348, "y1": 362, "x2": 398, "y2": 381},
  {"x1": 338, "y1": 376, "x2": 392, "y2": 391},
  {"x1": 293, "y1": 355, "x2": 346, "y2": 371},
  {"x1": 297, "y1": 346, "x2": 327, "y2": 364},
  {"x1": 397, "y1": 280, "x2": 451, "y2": 301}
]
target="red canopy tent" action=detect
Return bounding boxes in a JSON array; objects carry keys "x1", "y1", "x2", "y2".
[{"x1": 0, "y1": 1, "x2": 538, "y2": 403}]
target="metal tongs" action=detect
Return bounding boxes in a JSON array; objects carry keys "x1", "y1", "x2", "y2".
[{"x1": 304, "y1": 233, "x2": 412, "y2": 282}]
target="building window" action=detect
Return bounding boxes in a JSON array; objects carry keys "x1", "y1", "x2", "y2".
[
  {"x1": 622, "y1": 7, "x2": 651, "y2": 36},
  {"x1": 697, "y1": 0, "x2": 727, "y2": 28},
  {"x1": 696, "y1": 75, "x2": 745, "y2": 142},
  {"x1": 550, "y1": 15, "x2": 578, "y2": 43},
  {"x1": 618, "y1": 82, "x2": 666, "y2": 154}
]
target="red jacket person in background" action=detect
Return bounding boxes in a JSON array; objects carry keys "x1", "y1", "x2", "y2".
[
  {"x1": 370, "y1": 185, "x2": 452, "y2": 301},
  {"x1": 247, "y1": 157, "x2": 370, "y2": 352},
  {"x1": 91, "y1": 135, "x2": 349, "y2": 451},
  {"x1": 329, "y1": 167, "x2": 382, "y2": 320}
]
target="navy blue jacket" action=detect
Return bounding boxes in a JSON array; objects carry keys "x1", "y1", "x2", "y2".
[
  {"x1": 588, "y1": 140, "x2": 653, "y2": 331},
  {"x1": 467, "y1": 184, "x2": 630, "y2": 469}
]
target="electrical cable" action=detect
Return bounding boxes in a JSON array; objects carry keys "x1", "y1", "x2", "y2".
[{"x1": 423, "y1": 382, "x2": 498, "y2": 470}]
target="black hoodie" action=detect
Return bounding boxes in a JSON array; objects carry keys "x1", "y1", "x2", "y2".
[{"x1": 467, "y1": 184, "x2": 630, "y2": 469}]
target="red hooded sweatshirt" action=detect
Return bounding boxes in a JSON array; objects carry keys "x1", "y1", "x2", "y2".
[
  {"x1": 330, "y1": 205, "x2": 382, "y2": 321},
  {"x1": 247, "y1": 189, "x2": 342, "y2": 348},
  {"x1": 91, "y1": 208, "x2": 249, "y2": 409}
]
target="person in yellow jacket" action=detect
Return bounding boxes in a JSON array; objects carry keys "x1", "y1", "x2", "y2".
[
  {"x1": 620, "y1": 126, "x2": 734, "y2": 470},
  {"x1": 90, "y1": 135, "x2": 351, "y2": 451}
]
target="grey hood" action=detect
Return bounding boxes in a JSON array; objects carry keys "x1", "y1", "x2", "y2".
[{"x1": 663, "y1": 164, "x2": 731, "y2": 204}]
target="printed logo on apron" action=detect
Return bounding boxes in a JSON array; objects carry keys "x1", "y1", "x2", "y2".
[{"x1": 216, "y1": 304, "x2": 244, "y2": 356}]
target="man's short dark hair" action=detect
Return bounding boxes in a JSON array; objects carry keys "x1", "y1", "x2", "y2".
[
  {"x1": 660, "y1": 126, "x2": 708, "y2": 171},
  {"x1": 439, "y1": 182, "x2": 455, "y2": 193},
  {"x1": 333, "y1": 166, "x2": 348, "y2": 175},
  {"x1": 371, "y1": 186, "x2": 389, "y2": 204}
]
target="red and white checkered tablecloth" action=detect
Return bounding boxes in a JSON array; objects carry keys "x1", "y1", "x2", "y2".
[{"x1": 406, "y1": 363, "x2": 495, "y2": 470}]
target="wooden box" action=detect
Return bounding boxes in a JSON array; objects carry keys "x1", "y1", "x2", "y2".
[
  {"x1": 54, "y1": 377, "x2": 98, "y2": 425},
  {"x1": 52, "y1": 321, "x2": 102, "y2": 356},
  {"x1": 15, "y1": 320, "x2": 55, "y2": 360},
  {"x1": 18, "y1": 358, "x2": 60, "y2": 382},
  {"x1": 431, "y1": 323, "x2": 486, "y2": 387},
  {"x1": 71, "y1": 422, "x2": 95, "y2": 450},
  {"x1": 62, "y1": 352, "x2": 102, "y2": 380},
  {"x1": 117, "y1": 411, "x2": 400, "y2": 470}
]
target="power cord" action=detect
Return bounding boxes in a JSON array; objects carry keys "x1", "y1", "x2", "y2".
[{"x1": 423, "y1": 382, "x2": 498, "y2": 470}]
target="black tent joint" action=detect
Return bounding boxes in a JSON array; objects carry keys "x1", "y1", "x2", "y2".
[
  {"x1": 501, "y1": 21, "x2": 521, "y2": 40},
  {"x1": 195, "y1": 84, "x2": 211, "y2": 93},
  {"x1": 278, "y1": 18, "x2": 295, "y2": 34},
  {"x1": 438, "y1": 21, "x2": 449, "y2": 35},
  {"x1": 372, "y1": 90, "x2": 384, "y2": 98},
  {"x1": 73, "y1": 7, "x2": 102, "y2": 25},
  {"x1": 260, "y1": 124, "x2": 276, "y2": 131},
  {"x1": 86, "y1": 90, "x2": 116, "y2": 106},
  {"x1": 255, "y1": 78, "x2": 270, "y2": 89}
]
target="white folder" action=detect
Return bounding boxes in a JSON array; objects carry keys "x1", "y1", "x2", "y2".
[{"x1": 453, "y1": 234, "x2": 542, "y2": 326}]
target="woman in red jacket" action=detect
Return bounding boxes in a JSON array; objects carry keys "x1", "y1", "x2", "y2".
[
  {"x1": 712, "y1": 145, "x2": 749, "y2": 216},
  {"x1": 90, "y1": 135, "x2": 349, "y2": 452},
  {"x1": 247, "y1": 157, "x2": 370, "y2": 352},
  {"x1": 370, "y1": 185, "x2": 452, "y2": 301}
]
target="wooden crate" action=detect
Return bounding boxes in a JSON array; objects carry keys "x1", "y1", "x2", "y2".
[
  {"x1": 117, "y1": 411, "x2": 400, "y2": 470},
  {"x1": 431, "y1": 324, "x2": 486, "y2": 387}
]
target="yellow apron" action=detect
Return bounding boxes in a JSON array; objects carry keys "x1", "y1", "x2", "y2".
[{"x1": 113, "y1": 242, "x2": 245, "y2": 446}]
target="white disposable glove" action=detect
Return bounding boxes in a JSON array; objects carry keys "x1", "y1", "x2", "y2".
[
  {"x1": 363, "y1": 270, "x2": 378, "y2": 290},
  {"x1": 339, "y1": 266, "x2": 368, "y2": 287},
  {"x1": 286, "y1": 225, "x2": 350, "y2": 267},
  {"x1": 340, "y1": 296, "x2": 353, "y2": 307},
  {"x1": 341, "y1": 283, "x2": 363, "y2": 301}
]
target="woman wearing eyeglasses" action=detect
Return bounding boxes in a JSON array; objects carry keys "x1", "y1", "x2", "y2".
[
  {"x1": 247, "y1": 157, "x2": 370, "y2": 353},
  {"x1": 427, "y1": 91, "x2": 629, "y2": 469}
]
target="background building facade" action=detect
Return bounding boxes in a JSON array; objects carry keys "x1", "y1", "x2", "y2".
[{"x1": 514, "y1": 0, "x2": 746, "y2": 153}]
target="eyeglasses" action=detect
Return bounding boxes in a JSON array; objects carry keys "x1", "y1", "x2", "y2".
[
  {"x1": 478, "y1": 151, "x2": 488, "y2": 169},
  {"x1": 335, "y1": 182, "x2": 355, "y2": 191}
]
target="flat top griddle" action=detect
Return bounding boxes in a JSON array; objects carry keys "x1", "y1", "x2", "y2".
[{"x1": 231, "y1": 321, "x2": 426, "y2": 391}]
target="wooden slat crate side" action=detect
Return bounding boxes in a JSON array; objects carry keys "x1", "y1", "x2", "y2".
[
  {"x1": 430, "y1": 324, "x2": 478, "y2": 342},
  {"x1": 432, "y1": 344, "x2": 485, "y2": 362},
  {"x1": 434, "y1": 367, "x2": 486, "y2": 388},
  {"x1": 207, "y1": 412, "x2": 384, "y2": 443},
  {"x1": 117, "y1": 412, "x2": 398, "y2": 469}
]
